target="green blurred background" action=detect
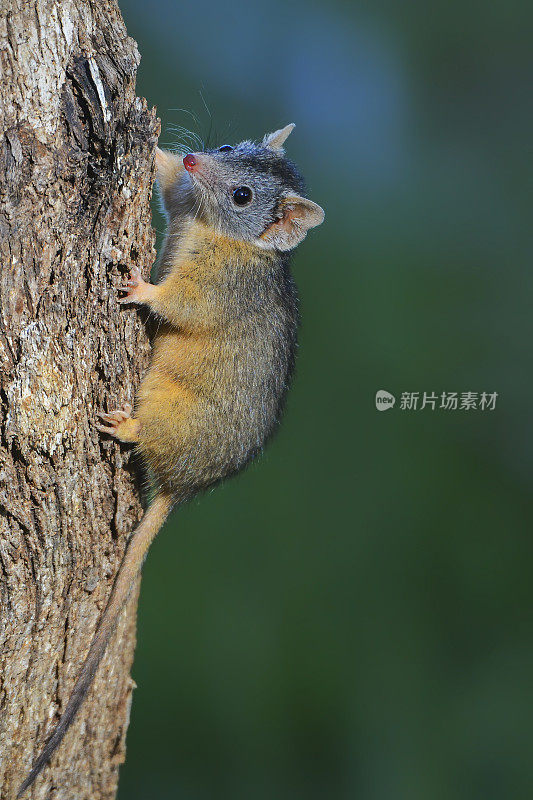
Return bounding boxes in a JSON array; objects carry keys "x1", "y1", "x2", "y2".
[{"x1": 118, "y1": 2, "x2": 533, "y2": 798}]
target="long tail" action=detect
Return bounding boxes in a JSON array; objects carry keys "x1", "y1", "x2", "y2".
[{"x1": 17, "y1": 492, "x2": 173, "y2": 798}]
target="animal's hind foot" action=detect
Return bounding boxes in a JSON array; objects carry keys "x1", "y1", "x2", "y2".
[{"x1": 96, "y1": 402, "x2": 141, "y2": 443}]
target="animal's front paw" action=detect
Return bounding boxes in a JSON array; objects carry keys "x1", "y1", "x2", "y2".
[
  {"x1": 96, "y1": 402, "x2": 141, "y2": 442},
  {"x1": 118, "y1": 266, "x2": 156, "y2": 305}
]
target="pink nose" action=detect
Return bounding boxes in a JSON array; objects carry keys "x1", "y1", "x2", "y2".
[{"x1": 183, "y1": 154, "x2": 197, "y2": 172}]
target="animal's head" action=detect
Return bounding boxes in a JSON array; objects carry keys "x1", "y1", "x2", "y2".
[{"x1": 156, "y1": 124, "x2": 324, "y2": 251}]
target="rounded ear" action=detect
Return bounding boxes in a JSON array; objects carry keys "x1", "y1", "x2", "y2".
[
  {"x1": 262, "y1": 123, "x2": 295, "y2": 153},
  {"x1": 259, "y1": 195, "x2": 325, "y2": 251}
]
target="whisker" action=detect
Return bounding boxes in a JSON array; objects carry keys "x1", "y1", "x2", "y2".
[
  {"x1": 168, "y1": 108, "x2": 201, "y2": 129},
  {"x1": 167, "y1": 124, "x2": 203, "y2": 148},
  {"x1": 166, "y1": 118, "x2": 205, "y2": 153}
]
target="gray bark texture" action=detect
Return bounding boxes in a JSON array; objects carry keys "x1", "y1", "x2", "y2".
[{"x1": 0, "y1": 1, "x2": 159, "y2": 797}]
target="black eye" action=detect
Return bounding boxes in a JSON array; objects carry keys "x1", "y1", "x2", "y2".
[
  {"x1": 218, "y1": 145, "x2": 233, "y2": 152},
  {"x1": 232, "y1": 186, "x2": 252, "y2": 206}
]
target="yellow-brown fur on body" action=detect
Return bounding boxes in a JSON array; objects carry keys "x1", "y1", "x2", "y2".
[
  {"x1": 132, "y1": 220, "x2": 291, "y2": 497},
  {"x1": 115, "y1": 132, "x2": 324, "y2": 498}
]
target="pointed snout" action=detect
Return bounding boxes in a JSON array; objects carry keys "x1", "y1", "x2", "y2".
[{"x1": 182, "y1": 152, "x2": 216, "y2": 187}]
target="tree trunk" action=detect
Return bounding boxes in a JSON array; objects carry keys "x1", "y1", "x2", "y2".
[{"x1": 0, "y1": 1, "x2": 158, "y2": 797}]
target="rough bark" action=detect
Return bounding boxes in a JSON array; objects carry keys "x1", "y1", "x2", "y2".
[{"x1": 0, "y1": 1, "x2": 159, "y2": 797}]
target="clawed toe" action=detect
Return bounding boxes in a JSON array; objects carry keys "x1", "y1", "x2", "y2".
[
  {"x1": 95, "y1": 422, "x2": 118, "y2": 435},
  {"x1": 120, "y1": 276, "x2": 139, "y2": 291},
  {"x1": 98, "y1": 411, "x2": 127, "y2": 424},
  {"x1": 96, "y1": 403, "x2": 133, "y2": 436}
]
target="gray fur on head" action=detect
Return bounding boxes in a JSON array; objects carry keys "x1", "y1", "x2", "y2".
[{"x1": 158, "y1": 127, "x2": 324, "y2": 252}]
